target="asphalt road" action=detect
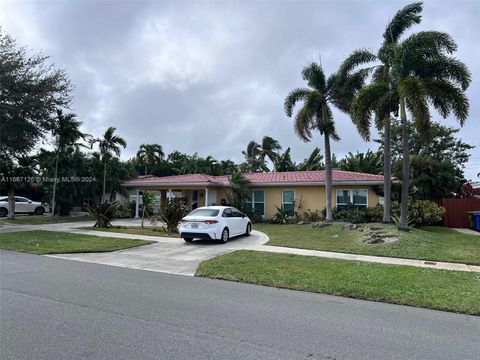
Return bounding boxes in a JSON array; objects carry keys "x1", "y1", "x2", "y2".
[{"x1": 1, "y1": 250, "x2": 479, "y2": 360}]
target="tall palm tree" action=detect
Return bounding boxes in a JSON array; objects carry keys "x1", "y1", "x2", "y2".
[
  {"x1": 285, "y1": 62, "x2": 367, "y2": 220},
  {"x1": 352, "y1": 28, "x2": 470, "y2": 229},
  {"x1": 345, "y1": 2, "x2": 424, "y2": 223},
  {"x1": 274, "y1": 148, "x2": 296, "y2": 172},
  {"x1": 136, "y1": 143, "x2": 164, "y2": 175},
  {"x1": 50, "y1": 110, "x2": 86, "y2": 219},
  {"x1": 91, "y1": 127, "x2": 127, "y2": 202},
  {"x1": 259, "y1": 136, "x2": 282, "y2": 166}
]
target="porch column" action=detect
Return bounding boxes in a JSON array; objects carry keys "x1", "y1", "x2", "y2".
[
  {"x1": 168, "y1": 189, "x2": 172, "y2": 202},
  {"x1": 205, "y1": 188, "x2": 209, "y2": 206},
  {"x1": 134, "y1": 190, "x2": 140, "y2": 218}
]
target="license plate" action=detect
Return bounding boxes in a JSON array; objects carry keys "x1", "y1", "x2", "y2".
[{"x1": 191, "y1": 223, "x2": 199, "y2": 229}]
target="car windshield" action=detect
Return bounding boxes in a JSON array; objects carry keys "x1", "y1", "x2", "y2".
[{"x1": 188, "y1": 209, "x2": 220, "y2": 217}]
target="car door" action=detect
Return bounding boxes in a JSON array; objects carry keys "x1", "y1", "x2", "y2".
[
  {"x1": 231, "y1": 208, "x2": 245, "y2": 236},
  {"x1": 15, "y1": 197, "x2": 29, "y2": 213}
]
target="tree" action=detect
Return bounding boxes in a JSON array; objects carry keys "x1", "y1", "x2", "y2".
[
  {"x1": 227, "y1": 172, "x2": 252, "y2": 210},
  {"x1": 338, "y1": 150, "x2": 382, "y2": 174},
  {"x1": 297, "y1": 147, "x2": 324, "y2": 171},
  {"x1": 351, "y1": 3, "x2": 471, "y2": 229},
  {"x1": 141, "y1": 191, "x2": 156, "y2": 228},
  {"x1": 242, "y1": 141, "x2": 268, "y2": 172},
  {"x1": 347, "y1": 2, "x2": 424, "y2": 223},
  {"x1": 259, "y1": 136, "x2": 282, "y2": 167},
  {"x1": 284, "y1": 61, "x2": 367, "y2": 220},
  {"x1": 91, "y1": 127, "x2": 127, "y2": 202},
  {"x1": 50, "y1": 110, "x2": 86, "y2": 219},
  {"x1": 136, "y1": 144, "x2": 164, "y2": 175},
  {"x1": 0, "y1": 29, "x2": 72, "y2": 159},
  {"x1": 274, "y1": 148, "x2": 296, "y2": 172}
]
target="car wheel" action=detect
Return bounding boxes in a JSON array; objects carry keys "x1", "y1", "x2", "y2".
[
  {"x1": 0, "y1": 208, "x2": 7, "y2": 217},
  {"x1": 183, "y1": 238, "x2": 193, "y2": 243},
  {"x1": 220, "y1": 228, "x2": 229, "y2": 243},
  {"x1": 34, "y1": 207, "x2": 45, "y2": 216},
  {"x1": 245, "y1": 223, "x2": 251, "y2": 236}
]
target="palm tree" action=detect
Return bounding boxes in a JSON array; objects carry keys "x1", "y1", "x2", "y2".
[
  {"x1": 227, "y1": 172, "x2": 252, "y2": 209},
  {"x1": 50, "y1": 110, "x2": 86, "y2": 219},
  {"x1": 351, "y1": 9, "x2": 471, "y2": 230},
  {"x1": 274, "y1": 148, "x2": 296, "y2": 172},
  {"x1": 297, "y1": 147, "x2": 324, "y2": 171},
  {"x1": 91, "y1": 127, "x2": 127, "y2": 202},
  {"x1": 242, "y1": 141, "x2": 268, "y2": 172},
  {"x1": 136, "y1": 143, "x2": 164, "y2": 175},
  {"x1": 285, "y1": 62, "x2": 367, "y2": 220},
  {"x1": 259, "y1": 136, "x2": 282, "y2": 166},
  {"x1": 346, "y1": 2, "x2": 424, "y2": 223}
]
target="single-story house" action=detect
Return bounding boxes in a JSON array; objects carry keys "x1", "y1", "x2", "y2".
[{"x1": 123, "y1": 170, "x2": 385, "y2": 219}]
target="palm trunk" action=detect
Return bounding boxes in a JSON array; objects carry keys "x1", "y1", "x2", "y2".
[
  {"x1": 8, "y1": 189, "x2": 15, "y2": 220},
  {"x1": 102, "y1": 161, "x2": 107, "y2": 203},
  {"x1": 324, "y1": 133, "x2": 333, "y2": 221},
  {"x1": 144, "y1": 164, "x2": 147, "y2": 175},
  {"x1": 382, "y1": 117, "x2": 392, "y2": 223},
  {"x1": 51, "y1": 149, "x2": 60, "y2": 221},
  {"x1": 399, "y1": 97, "x2": 409, "y2": 230},
  {"x1": 141, "y1": 207, "x2": 145, "y2": 228}
]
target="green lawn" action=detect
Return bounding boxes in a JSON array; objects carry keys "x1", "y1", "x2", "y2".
[
  {"x1": 0, "y1": 215, "x2": 94, "y2": 225},
  {"x1": 254, "y1": 223, "x2": 480, "y2": 265},
  {"x1": 0, "y1": 230, "x2": 154, "y2": 254},
  {"x1": 78, "y1": 226, "x2": 179, "y2": 238},
  {"x1": 197, "y1": 250, "x2": 480, "y2": 315}
]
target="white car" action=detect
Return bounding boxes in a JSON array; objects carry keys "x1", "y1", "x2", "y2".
[
  {"x1": 0, "y1": 196, "x2": 49, "y2": 217},
  {"x1": 179, "y1": 206, "x2": 252, "y2": 243}
]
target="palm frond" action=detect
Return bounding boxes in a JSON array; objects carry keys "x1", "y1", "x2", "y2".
[
  {"x1": 293, "y1": 106, "x2": 313, "y2": 142},
  {"x1": 302, "y1": 62, "x2": 327, "y2": 93},
  {"x1": 423, "y1": 79, "x2": 469, "y2": 125},
  {"x1": 338, "y1": 49, "x2": 377, "y2": 78},
  {"x1": 383, "y1": 2, "x2": 423, "y2": 44},
  {"x1": 398, "y1": 76, "x2": 431, "y2": 140},
  {"x1": 284, "y1": 88, "x2": 311, "y2": 117}
]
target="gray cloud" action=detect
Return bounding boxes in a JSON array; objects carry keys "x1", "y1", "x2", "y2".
[{"x1": 1, "y1": 0, "x2": 479, "y2": 179}]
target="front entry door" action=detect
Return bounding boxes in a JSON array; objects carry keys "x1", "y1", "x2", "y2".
[{"x1": 206, "y1": 190, "x2": 217, "y2": 206}]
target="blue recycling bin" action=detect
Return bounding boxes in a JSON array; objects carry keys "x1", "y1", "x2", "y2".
[{"x1": 475, "y1": 213, "x2": 480, "y2": 231}]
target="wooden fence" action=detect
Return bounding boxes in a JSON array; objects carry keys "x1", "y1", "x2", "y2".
[{"x1": 442, "y1": 198, "x2": 480, "y2": 228}]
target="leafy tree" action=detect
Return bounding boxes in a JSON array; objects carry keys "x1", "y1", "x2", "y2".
[
  {"x1": 284, "y1": 61, "x2": 368, "y2": 220},
  {"x1": 274, "y1": 148, "x2": 296, "y2": 172},
  {"x1": 351, "y1": 3, "x2": 471, "y2": 229},
  {"x1": 0, "y1": 28, "x2": 71, "y2": 159},
  {"x1": 347, "y1": 2, "x2": 424, "y2": 223},
  {"x1": 50, "y1": 110, "x2": 87, "y2": 219},
  {"x1": 219, "y1": 160, "x2": 238, "y2": 175},
  {"x1": 90, "y1": 127, "x2": 127, "y2": 202},
  {"x1": 136, "y1": 144, "x2": 164, "y2": 175},
  {"x1": 297, "y1": 147, "x2": 324, "y2": 171},
  {"x1": 338, "y1": 150, "x2": 382, "y2": 174}
]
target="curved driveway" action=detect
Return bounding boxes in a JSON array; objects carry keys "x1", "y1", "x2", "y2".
[{"x1": 49, "y1": 230, "x2": 268, "y2": 276}]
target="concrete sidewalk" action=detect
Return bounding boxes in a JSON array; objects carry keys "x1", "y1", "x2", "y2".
[{"x1": 250, "y1": 245, "x2": 480, "y2": 273}]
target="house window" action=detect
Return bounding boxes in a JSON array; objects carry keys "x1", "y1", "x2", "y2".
[
  {"x1": 246, "y1": 190, "x2": 265, "y2": 216},
  {"x1": 282, "y1": 190, "x2": 295, "y2": 217},
  {"x1": 336, "y1": 189, "x2": 368, "y2": 209}
]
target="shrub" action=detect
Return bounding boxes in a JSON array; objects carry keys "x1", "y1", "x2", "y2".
[
  {"x1": 270, "y1": 206, "x2": 291, "y2": 224},
  {"x1": 158, "y1": 200, "x2": 189, "y2": 236},
  {"x1": 243, "y1": 207, "x2": 264, "y2": 223},
  {"x1": 117, "y1": 202, "x2": 133, "y2": 218},
  {"x1": 88, "y1": 201, "x2": 120, "y2": 228},
  {"x1": 297, "y1": 209, "x2": 323, "y2": 223},
  {"x1": 408, "y1": 200, "x2": 445, "y2": 226}
]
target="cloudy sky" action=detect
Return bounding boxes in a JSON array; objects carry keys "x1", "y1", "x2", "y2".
[{"x1": 1, "y1": 0, "x2": 479, "y2": 179}]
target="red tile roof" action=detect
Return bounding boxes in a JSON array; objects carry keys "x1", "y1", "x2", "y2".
[{"x1": 123, "y1": 170, "x2": 385, "y2": 186}]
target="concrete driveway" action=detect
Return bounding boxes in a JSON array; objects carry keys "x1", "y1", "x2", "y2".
[{"x1": 49, "y1": 230, "x2": 268, "y2": 276}]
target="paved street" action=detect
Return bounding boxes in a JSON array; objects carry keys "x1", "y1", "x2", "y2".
[{"x1": 1, "y1": 250, "x2": 479, "y2": 360}]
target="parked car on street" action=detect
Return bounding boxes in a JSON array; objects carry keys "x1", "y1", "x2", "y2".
[
  {"x1": 0, "y1": 196, "x2": 49, "y2": 217},
  {"x1": 179, "y1": 206, "x2": 252, "y2": 243}
]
